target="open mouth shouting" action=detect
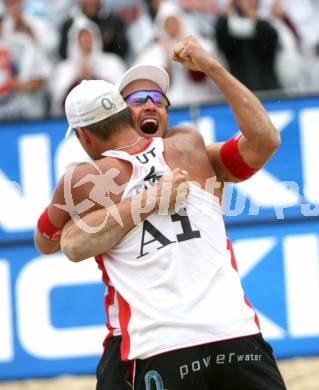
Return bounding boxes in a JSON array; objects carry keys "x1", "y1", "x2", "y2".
[{"x1": 141, "y1": 118, "x2": 159, "y2": 134}]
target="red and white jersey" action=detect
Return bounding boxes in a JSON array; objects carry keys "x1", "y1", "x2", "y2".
[{"x1": 97, "y1": 137, "x2": 259, "y2": 360}]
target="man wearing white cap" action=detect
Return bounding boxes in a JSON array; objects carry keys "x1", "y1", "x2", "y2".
[
  {"x1": 35, "y1": 37, "x2": 285, "y2": 389},
  {"x1": 35, "y1": 77, "x2": 191, "y2": 389}
]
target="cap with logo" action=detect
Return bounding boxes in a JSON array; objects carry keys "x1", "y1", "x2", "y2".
[
  {"x1": 65, "y1": 79, "x2": 127, "y2": 138},
  {"x1": 116, "y1": 64, "x2": 170, "y2": 94}
]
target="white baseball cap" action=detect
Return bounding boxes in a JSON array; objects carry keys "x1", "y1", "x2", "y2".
[
  {"x1": 116, "y1": 64, "x2": 170, "y2": 94},
  {"x1": 65, "y1": 79, "x2": 127, "y2": 138}
]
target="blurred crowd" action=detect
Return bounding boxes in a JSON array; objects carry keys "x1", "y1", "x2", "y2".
[{"x1": 0, "y1": 0, "x2": 319, "y2": 121}]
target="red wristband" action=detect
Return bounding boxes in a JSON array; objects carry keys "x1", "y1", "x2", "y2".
[
  {"x1": 220, "y1": 135, "x2": 258, "y2": 180},
  {"x1": 37, "y1": 207, "x2": 62, "y2": 240}
]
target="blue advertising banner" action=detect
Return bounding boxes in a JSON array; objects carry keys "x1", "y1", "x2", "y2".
[
  {"x1": 0, "y1": 95, "x2": 319, "y2": 380},
  {"x1": 228, "y1": 219, "x2": 319, "y2": 359}
]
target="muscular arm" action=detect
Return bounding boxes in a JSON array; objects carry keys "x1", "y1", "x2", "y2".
[
  {"x1": 34, "y1": 161, "x2": 135, "y2": 258},
  {"x1": 61, "y1": 190, "x2": 156, "y2": 262},
  {"x1": 173, "y1": 36, "x2": 281, "y2": 182},
  {"x1": 204, "y1": 62, "x2": 280, "y2": 182},
  {"x1": 35, "y1": 191, "x2": 148, "y2": 259},
  {"x1": 34, "y1": 228, "x2": 61, "y2": 254},
  {"x1": 35, "y1": 194, "x2": 139, "y2": 258},
  {"x1": 61, "y1": 168, "x2": 188, "y2": 261},
  {"x1": 34, "y1": 176, "x2": 68, "y2": 255},
  {"x1": 35, "y1": 161, "x2": 188, "y2": 261}
]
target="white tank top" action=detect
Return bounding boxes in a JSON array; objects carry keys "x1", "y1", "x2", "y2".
[{"x1": 97, "y1": 137, "x2": 259, "y2": 360}]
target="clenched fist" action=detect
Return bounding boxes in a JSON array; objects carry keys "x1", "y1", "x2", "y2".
[{"x1": 172, "y1": 36, "x2": 214, "y2": 73}]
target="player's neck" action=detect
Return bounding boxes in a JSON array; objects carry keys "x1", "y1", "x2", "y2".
[{"x1": 109, "y1": 128, "x2": 148, "y2": 154}]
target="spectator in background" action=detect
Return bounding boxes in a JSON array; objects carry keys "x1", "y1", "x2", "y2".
[
  {"x1": 178, "y1": 0, "x2": 218, "y2": 39},
  {"x1": 0, "y1": 3, "x2": 52, "y2": 120},
  {"x1": 215, "y1": 0, "x2": 280, "y2": 91},
  {"x1": 135, "y1": 1, "x2": 221, "y2": 106},
  {"x1": 269, "y1": 0, "x2": 304, "y2": 91},
  {"x1": 143, "y1": 0, "x2": 218, "y2": 43},
  {"x1": 50, "y1": 18, "x2": 126, "y2": 117},
  {"x1": 24, "y1": 0, "x2": 73, "y2": 27},
  {"x1": 58, "y1": 0, "x2": 129, "y2": 61},
  {"x1": 0, "y1": 6, "x2": 15, "y2": 109},
  {"x1": 144, "y1": 0, "x2": 162, "y2": 21},
  {"x1": 309, "y1": 42, "x2": 319, "y2": 89},
  {"x1": 277, "y1": 0, "x2": 319, "y2": 58},
  {"x1": 115, "y1": 0, "x2": 155, "y2": 62},
  {"x1": 2, "y1": 0, "x2": 58, "y2": 61},
  {"x1": 290, "y1": 0, "x2": 319, "y2": 90}
]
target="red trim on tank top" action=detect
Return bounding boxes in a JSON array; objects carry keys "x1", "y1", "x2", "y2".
[
  {"x1": 95, "y1": 255, "x2": 115, "y2": 345},
  {"x1": 227, "y1": 239, "x2": 238, "y2": 271},
  {"x1": 244, "y1": 296, "x2": 261, "y2": 329},
  {"x1": 117, "y1": 291, "x2": 132, "y2": 360},
  {"x1": 227, "y1": 239, "x2": 261, "y2": 330},
  {"x1": 129, "y1": 137, "x2": 153, "y2": 155}
]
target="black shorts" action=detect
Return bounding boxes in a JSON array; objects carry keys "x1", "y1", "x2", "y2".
[
  {"x1": 96, "y1": 335, "x2": 132, "y2": 390},
  {"x1": 133, "y1": 333, "x2": 287, "y2": 390}
]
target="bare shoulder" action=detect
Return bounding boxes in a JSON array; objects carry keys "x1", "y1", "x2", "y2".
[
  {"x1": 68, "y1": 157, "x2": 125, "y2": 182},
  {"x1": 168, "y1": 125, "x2": 200, "y2": 136},
  {"x1": 64, "y1": 156, "x2": 130, "y2": 215},
  {"x1": 65, "y1": 157, "x2": 129, "y2": 201},
  {"x1": 167, "y1": 125, "x2": 205, "y2": 147}
]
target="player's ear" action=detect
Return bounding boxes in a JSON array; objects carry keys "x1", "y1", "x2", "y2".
[{"x1": 76, "y1": 127, "x2": 92, "y2": 146}]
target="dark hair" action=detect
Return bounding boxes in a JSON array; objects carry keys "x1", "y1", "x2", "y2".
[{"x1": 84, "y1": 108, "x2": 134, "y2": 140}]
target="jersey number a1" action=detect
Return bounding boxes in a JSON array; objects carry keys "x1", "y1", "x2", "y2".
[{"x1": 137, "y1": 208, "x2": 201, "y2": 259}]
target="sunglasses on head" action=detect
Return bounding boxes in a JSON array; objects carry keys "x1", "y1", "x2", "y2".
[{"x1": 124, "y1": 90, "x2": 171, "y2": 109}]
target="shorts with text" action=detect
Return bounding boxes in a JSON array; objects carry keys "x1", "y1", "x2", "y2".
[{"x1": 133, "y1": 333, "x2": 286, "y2": 390}]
